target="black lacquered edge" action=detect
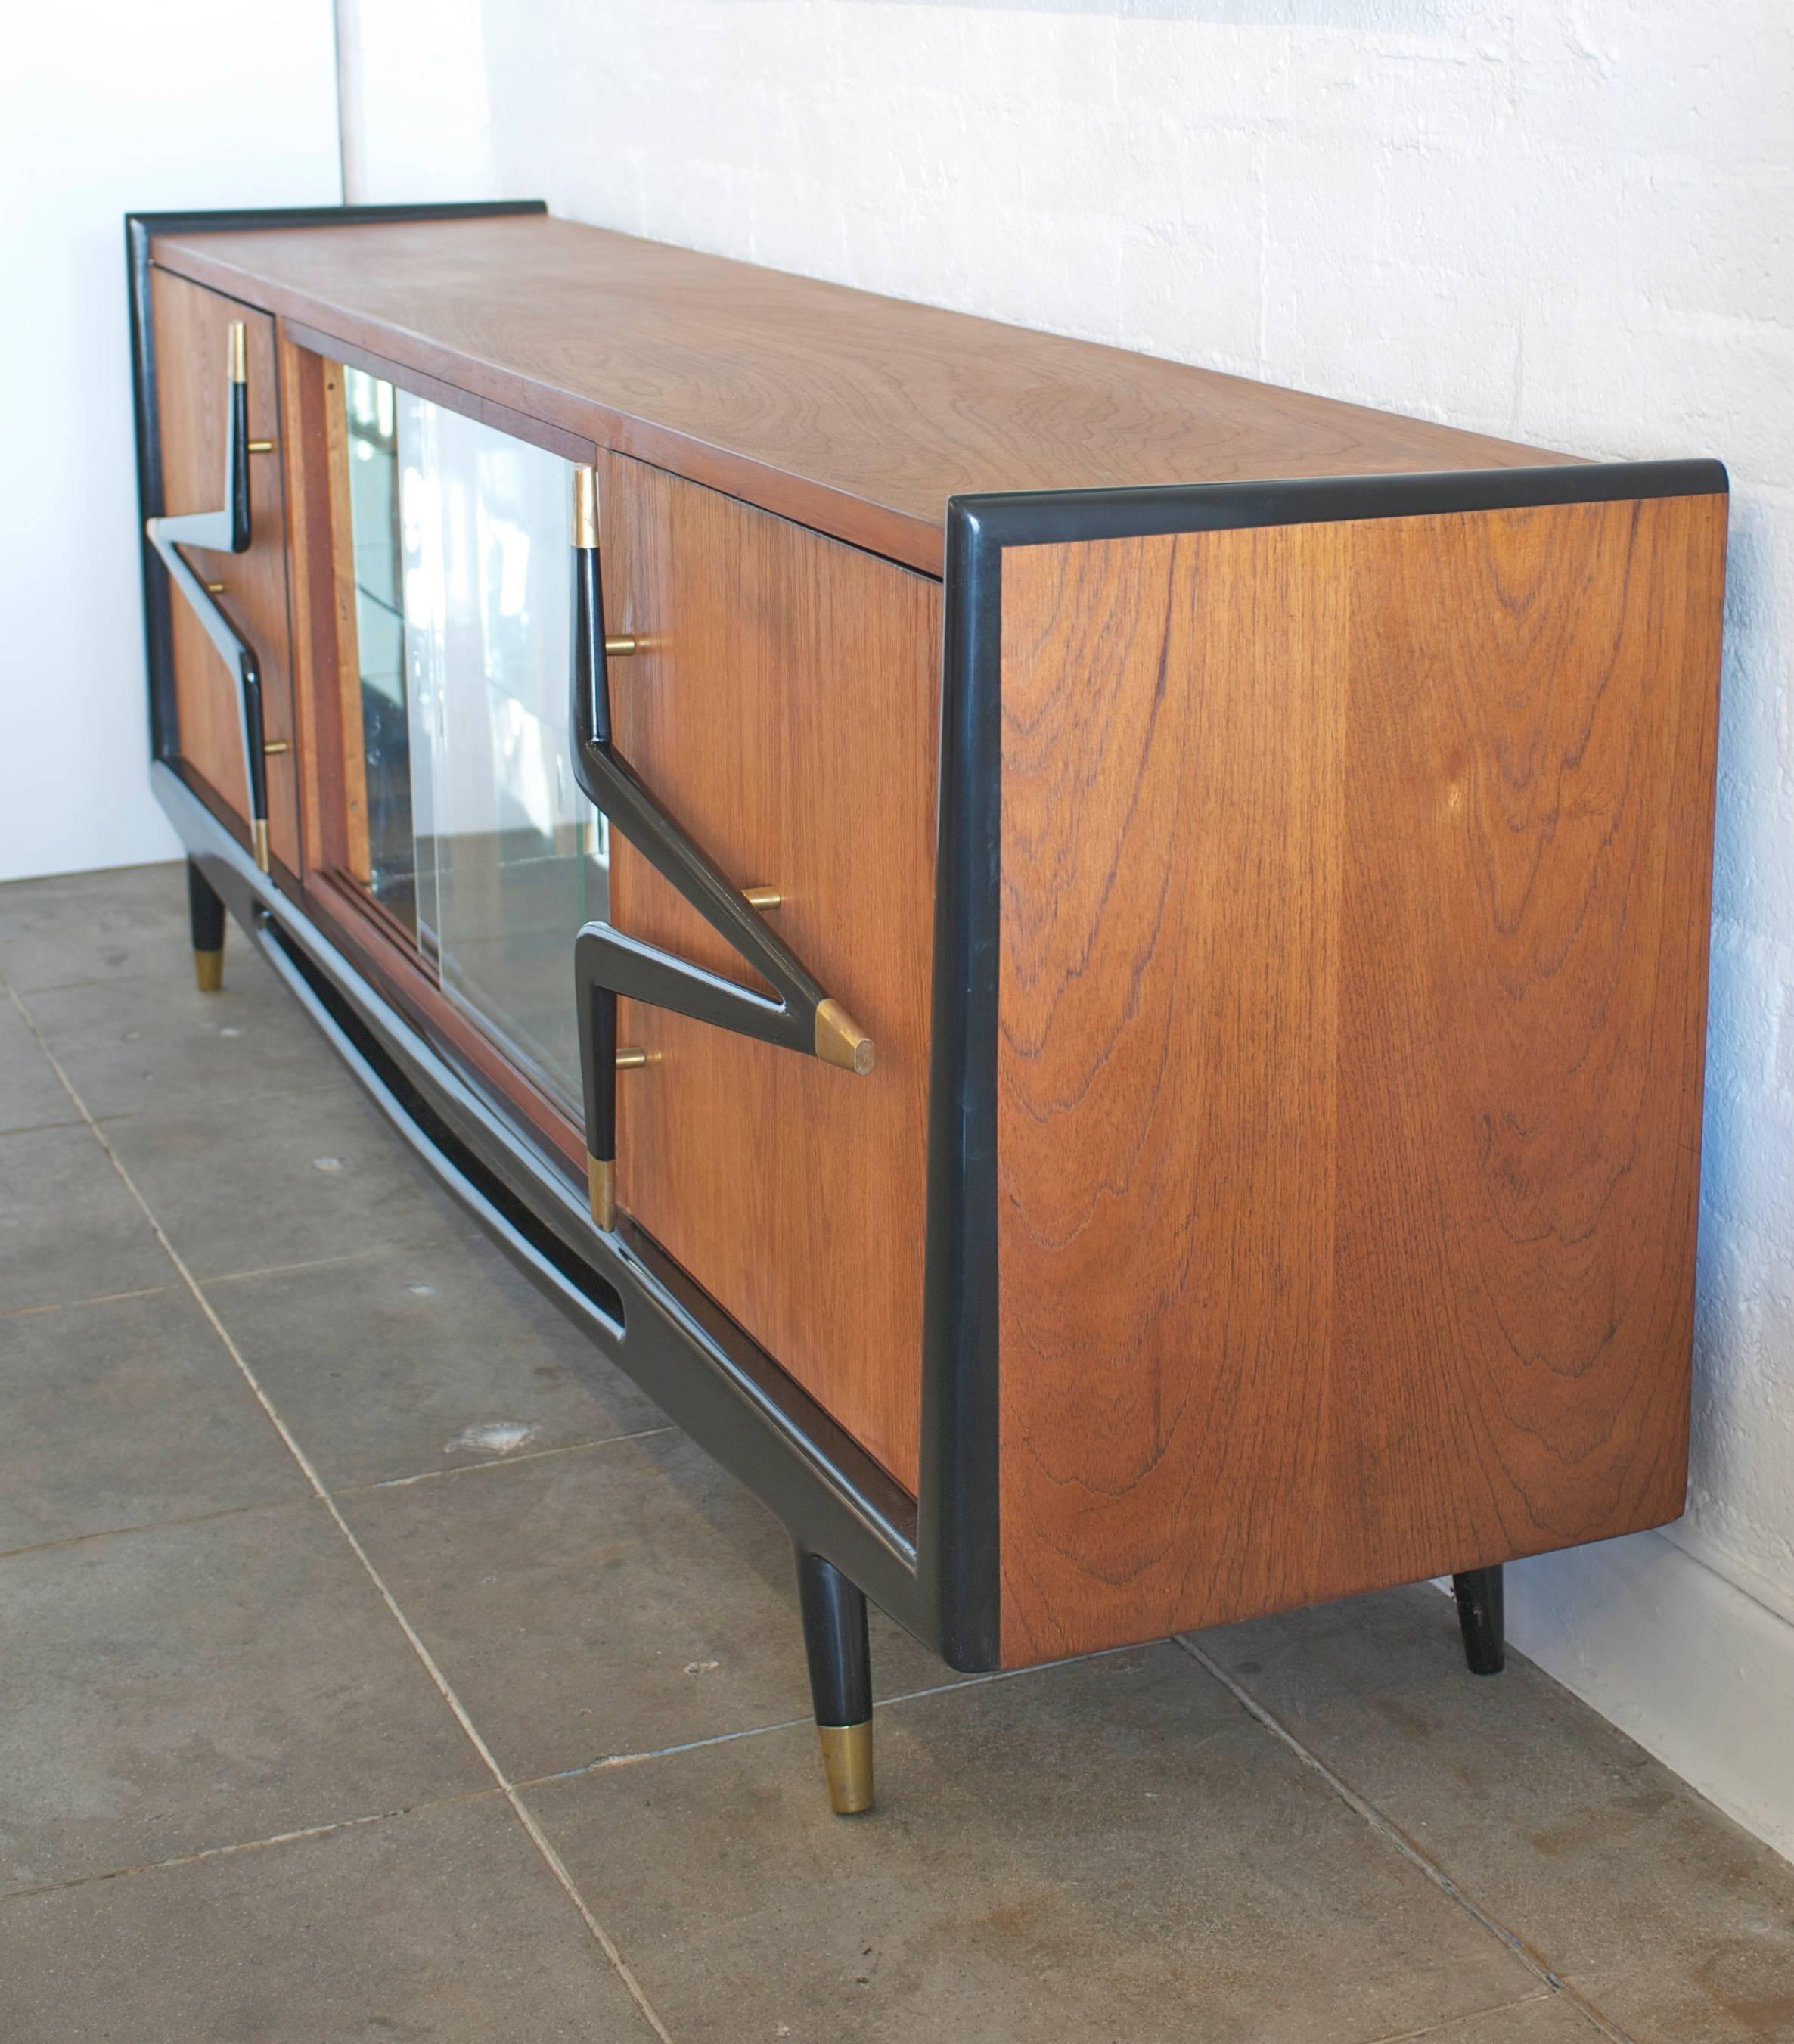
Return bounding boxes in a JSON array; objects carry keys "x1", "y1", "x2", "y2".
[
  {"x1": 916, "y1": 500, "x2": 1007, "y2": 1668},
  {"x1": 152, "y1": 760, "x2": 926, "y2": 1629},
  {"x1": 127, "y1": 201, "x2": 547, "y2": 781},
  {"x1": 949, "y1": 458, "x2": 1729, "y2": 556}
]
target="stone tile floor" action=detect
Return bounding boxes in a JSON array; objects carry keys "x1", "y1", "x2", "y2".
[{"x1": 1, "y1": 860, "x2": 1790, "y2": 2042}]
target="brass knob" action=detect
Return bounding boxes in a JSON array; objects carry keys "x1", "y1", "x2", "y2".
[{"x1": 743, "y1": 886, "x2": 782, "y2": 912}]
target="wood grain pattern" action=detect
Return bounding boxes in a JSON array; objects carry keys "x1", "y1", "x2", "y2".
[
  {"x1": 602, "y1": 452, "x2": 941, "y2": 1489},
  {"x1": 149, "y1": 218, "x2": 1576, "y2": 576},
  {"x1": 996, "y1": 495, "x2": 1727, "y2": 1666},
  {"x1": 151, "y1": 268, "x2": 299, "y2": 871},
  {"x1": 278, "y1": 333, "x2": 346, "y2": 876}
]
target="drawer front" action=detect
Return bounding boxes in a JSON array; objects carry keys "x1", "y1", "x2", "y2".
[
  {"x1": 151, "y1": 268, "x2": 299, "y2": 871},
  {"x1": 601, "y1": 453, "x2": 940, "y2": 1490}
]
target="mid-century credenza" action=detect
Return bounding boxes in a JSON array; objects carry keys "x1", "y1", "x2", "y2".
[{"x1": 127, "y1": 203, "x2": 1727, "y2": 1815}]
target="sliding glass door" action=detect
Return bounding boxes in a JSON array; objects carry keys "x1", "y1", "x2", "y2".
[{"x1": 338, "y1": 366, "x2": 603, "y2": 1112}]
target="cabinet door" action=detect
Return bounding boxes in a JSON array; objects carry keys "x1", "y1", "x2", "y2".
[
  {"x1": 600, "y1": 455, "x2": 941, "y2": 1492},
  {"x1": 152, "y1": 269, "x2": 299, "y2": 871}
]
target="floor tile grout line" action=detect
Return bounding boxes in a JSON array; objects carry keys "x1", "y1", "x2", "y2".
[
  {"x1": 197, "y1": 1238, "x2": 471, "y2": 1288},
  {"x1": 520, "y1": 1645, "x2": 1139, "y2": 1788},
  {"x1": 368, "y1": 1428, "x2": 677, "y2": 1490},
  {"x1": 9, "y1": 984, "x2": 676, "y2": 2044},
  {"x1": 0, "y1": 1284, "x2": 174, "y2": 1322},
  {"x1": 0, "y1": 1433, "x2": 681, "y2": 1566},
  {"x1": 0, "y1": 1496, "x2": 304, "y2": 1565},
  {"x1": 0, "y1": 1788, "x2": 507, "y2": 1904},
  {"x1": 1174, "y1": 1635, "x2": 1634, "y2": 2044},
  {"x1": 1359, "y1": 1991, "x2": 1555, "y2": 2044}
]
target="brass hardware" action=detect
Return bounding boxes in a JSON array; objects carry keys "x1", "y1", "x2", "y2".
[
  {"x1": 251, "y1": 817, "x2": 270, "y2": 874},
  {"x1": 228, "y1": 321, "x2": 247, "y2": 385},
  {"x1": 615, "y1": 1045, "x2": 655, "y2": 1070},
  {"x1": 604, "y1": 634, "x2": 643, "y2": 657},
  {"x1": 743, "y1": 886, "x2": 782, "y2": 912},
  {"x1": 204, "y1": 582, "x2": 225, "y2": 595},
  {"x1": 263, "y1": 740, "x2": 290, "y2": 756},
  {"x1": 816, "y1": 1722, "x2": 874, "y2": 1815},
  {"x1": 193, "y1": 948, "x2": 224, "y2": 994},
  {"x1": 815, "y1": 998, "x2": 874, "y2": 1076},
  {"x1": 247, "y1": 438, "x2": 276, "y2": 454},
  {"x1": 587, "y1": 1154, "x2": 615, "y2": 1230},
  {"x1": 572, "y1": 463, "x2": 599, "y2": 548}
]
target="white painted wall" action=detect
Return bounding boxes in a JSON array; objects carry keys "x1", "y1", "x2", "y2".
[
  {"x1": 338, "y1": 0, "x2": 1794, "y2": 1858},
  {"x1": 0, "y1": 0, "x2": 341, "y2": 883}
]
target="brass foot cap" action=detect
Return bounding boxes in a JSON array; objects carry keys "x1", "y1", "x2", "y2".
[
  {"x1": 815, "y1": 998, "x2": 874, "y2": 1076},
  {"x1": 194, "y1": 948, "x2": 224, "y2": 993},
  {"x1": 587, "y1": 1154, "x2": 615, "y2": 1231},
  {"x1": 817, "y1": 1721, "x2": 874, "y2": 1815}
]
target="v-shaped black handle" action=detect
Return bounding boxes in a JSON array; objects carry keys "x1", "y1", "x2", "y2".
[
  {"x1": 566, "y1": 464, "x2": 873, "y2": 1229},
  {"x1": 144, "y1": 322, "x2": 270, "y2": 871}
]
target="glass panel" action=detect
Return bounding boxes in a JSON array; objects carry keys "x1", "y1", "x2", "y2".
[
  {"x1": 338, "y1": 370, "x2": 606, "y2": 1115},
  {"x1": 343, "y1": 368, "x2": 417, "y2": 931}
]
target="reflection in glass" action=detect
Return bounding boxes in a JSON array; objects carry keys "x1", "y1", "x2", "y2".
[
  {"x1": 343, "y1": 369, "x2": 415, "y2": 930},
  {"x1": 340, "y1": 371, "x2": 606, "y2": 1113}
]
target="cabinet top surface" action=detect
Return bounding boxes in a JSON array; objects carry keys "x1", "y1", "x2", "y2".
[{"x1": 152, "y1": 213, "x2": 1575, "y2": 573}]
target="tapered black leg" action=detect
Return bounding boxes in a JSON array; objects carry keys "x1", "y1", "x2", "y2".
[
  {"x1": 187, "y1": 859, "x2": 225, "y2": 992},
  {"x1": 794, "y1": 1547, "x2": 874, "y2": 1814},
  {"x1": 1452, "y1": 1564, "x2": 1505, "y2": 1675}
]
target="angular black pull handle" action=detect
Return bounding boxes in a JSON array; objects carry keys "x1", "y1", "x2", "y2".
[
  {"x1": 144, "y1": 322, "x2": 270, "y2": 871},
  {"x1": 566, "y1": 461, "x2": 873, "y2": 1227}
]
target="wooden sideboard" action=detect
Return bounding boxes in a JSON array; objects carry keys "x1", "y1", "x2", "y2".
[{"x1": 128, "y1": 203, "x2": 1727, "y2": 1815}]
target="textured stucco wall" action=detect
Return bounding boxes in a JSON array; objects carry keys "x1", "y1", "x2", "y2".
[{"x1": 346, "y1": 0, "x2": 1794, "y2": 1848}]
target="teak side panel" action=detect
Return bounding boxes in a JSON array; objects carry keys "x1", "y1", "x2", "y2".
[
  {"x1": 996, "y1": 496, "x2": 1727, "y2": 1666},
  {"x1": 151, "y1": 269, "x2": 299, "y2": 870},
  {"x1": 148, "y1": 217, "x2": 1575, "y2": 576},
  {"x1": 603, "y1": 454, "x2": 940, "y2": 1491}
]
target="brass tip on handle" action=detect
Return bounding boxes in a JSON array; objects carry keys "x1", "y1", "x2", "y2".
[
  {"x1": 572, "y1": 463, "x2": 599, "y2": 548},
  {"x1": 228, "y1": 322, "x2": 247, "y2": 385},
  {"x1": 193, "y1": 948, "x2": 224, "y2": 994},
  {"x1": 815, "y1": 998, "x2": 875, "y2": 1076},
  {"x1": 587, "y1": 1154, "x2": 616, "y2": 1230},
  {"x1": 816, "y1": 1722, "x2": 875, "y2": 1816},
  {"x1": 251, "y1": 818, "x2": 271, "y2": 874}
]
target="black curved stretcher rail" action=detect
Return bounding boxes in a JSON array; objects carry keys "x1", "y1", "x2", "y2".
[{"x1": 142, "y1": 320, "x2": 272, "y2": 871}]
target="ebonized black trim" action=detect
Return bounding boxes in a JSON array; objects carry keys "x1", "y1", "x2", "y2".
[
  {"x1": 152, "y1": 761, "x2": 930, "y2": 1630},
  {"x1": 948, "y1": 458, "x2": 1727, "y2": 555},
  {"x1": 1453, "y1": 1566, "x2": 1507, "y2": 1676},
  {"x1": 917, "y1": 501, "x2": 1007, "y2": 1669},
  {"x1": 568, "y1": 537, "x2": 840, "y2": 1061},
  {"x1": 795, "y1": 1549, "x2": 874, "y2": 1727}
]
